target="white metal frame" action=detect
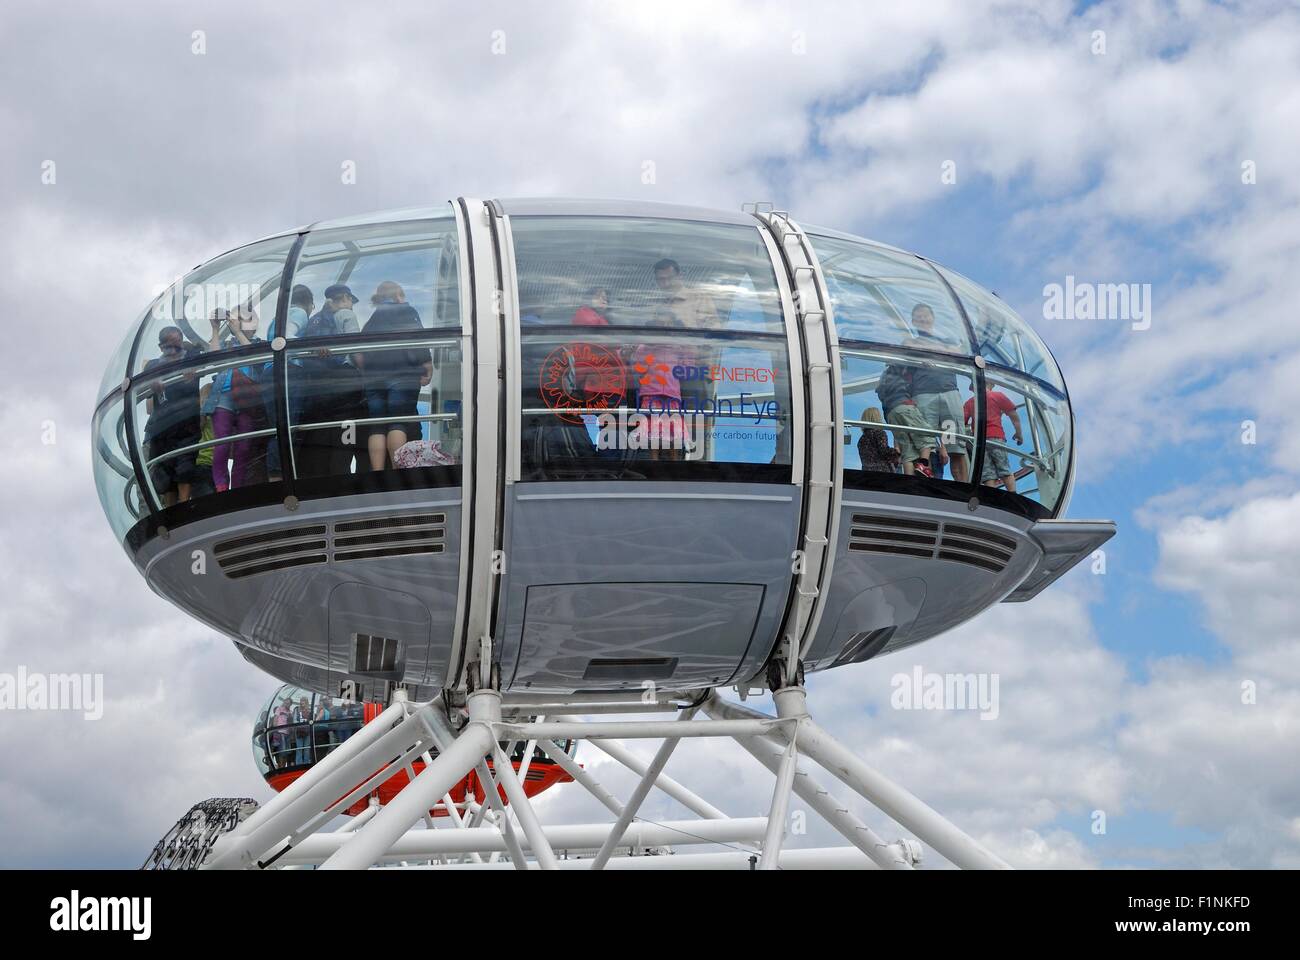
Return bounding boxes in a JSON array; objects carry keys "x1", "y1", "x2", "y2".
[
  {"x1": 758, "y1": 211, "x2": 845, "y2": 678},
  {"x1": 184, "y1": 201, "x2": 1010, "y2": 873},
  {"x1": 199, "y1": 685, "x2": 1008, "y2": 871},
  {"x1": 449, "y1": 198, "x2": 506, "y2": 691}
]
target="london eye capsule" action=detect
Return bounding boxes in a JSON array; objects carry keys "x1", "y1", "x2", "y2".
[
  {"x1": 92, "y1": 198, "x2": 1114, "y2": 702},
  {"x1": 251, "y1": 684, "x2": 574, "y2": 814}
]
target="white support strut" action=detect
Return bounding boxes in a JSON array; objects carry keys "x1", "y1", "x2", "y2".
[
  {"x1": 707, "y1": 689, "x2": 1010, "y2": 870},
  {"x1": 194, "y1": 686, "x2": 1008, "y2": 871}
]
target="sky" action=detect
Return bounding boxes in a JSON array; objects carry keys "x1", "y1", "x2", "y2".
[{"x1": 1, "y1": 0, "x2": 1298, "y2": 868}]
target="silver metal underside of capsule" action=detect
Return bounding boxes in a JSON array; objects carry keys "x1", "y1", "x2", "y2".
[{"x1": 135, "y1": 481, "x2": 1111, "y2": 696}]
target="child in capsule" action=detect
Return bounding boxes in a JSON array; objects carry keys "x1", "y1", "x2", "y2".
[{"x1": 857, "y1": 407, "x2": 901, "y2": 473}]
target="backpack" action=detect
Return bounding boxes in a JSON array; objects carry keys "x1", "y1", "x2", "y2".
[{"x1": 302, "y1": 309, "x2": 340, "y2": 340}]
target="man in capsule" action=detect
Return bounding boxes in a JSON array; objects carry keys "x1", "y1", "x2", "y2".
[
  {"x1": 297, "y1": 284, "x2": 364, "y2": 477},
  {"x1": 654, "y1": 258, "x2": 721, "y2": 456},
  {"x1": 141, "y1": 326, "x2": 203, "y2": 505},
  {"x1": 906, "y1": 303, "x2": 968, "y2": 482},
  {"x1": 964, "y1": 383, "x2": 1023, "y2": 493}
]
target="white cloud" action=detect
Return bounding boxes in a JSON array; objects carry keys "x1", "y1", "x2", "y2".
[{"x1": 2, "y1": 0, "x2": 1299, "y2": 869}]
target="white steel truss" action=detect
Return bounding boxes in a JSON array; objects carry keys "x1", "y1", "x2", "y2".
[{"x1": 189, "y1": 686, "x2": 1009, "y2": 871}]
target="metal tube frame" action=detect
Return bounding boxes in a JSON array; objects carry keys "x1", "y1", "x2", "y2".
[{"x1": 201, "y1": 684, "x2": 1005, "y2": 872}]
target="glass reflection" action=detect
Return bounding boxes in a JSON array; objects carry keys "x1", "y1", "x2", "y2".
[
  {"x1": 283, "y1": 217, "x2": 461, "y2": 476},
  {"x1": 285, "y1": 336, "x2": 462, "y2": 481},
  {"x1": 843, "y1": 349, "x2": 978, "y2": 482},
  {"x1": 133, "y1": 236, "x2": 295, "y2": 377},
  {"x1": 513, "y1": 215, "x2": 789, "y2": 481},
  {"x1": 519, "y1": 328, "x2": 791, "y2": 479},
  {"x1": 288, "y1": 218, "x2": 461, "y2": 335},
  {"x1": 92, "y1": 396, "x2": 146, "y2": 539},
  {"x1": 511, "y1": 216, "x2": 784, "y2": 334},
  {"x1": 99, "y1": 299, "x2": 158, "y2": 403},
  {"x1": 810, "y1": 235, "x2": 971, "y2": 352},
  {"x1": 252, "y1": 685, "x2": 366, "y2": 773},
  {"x1": 131, "y1": 349, "x2": 276, "y2": 506},
  {"x1": 137, "y1": 330, "x2": 204, "y2": 505},
  {"x1": 980, "y1": 370, "x2": 1071, "y2": 512},
  {"x1": 937, "y1": 266, "x2": 1064, "y2": 391}
]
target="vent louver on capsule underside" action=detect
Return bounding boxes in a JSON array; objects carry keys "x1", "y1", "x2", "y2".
[
  {"x1": 332, "y1": 512, "x2": 445, "y2": 563},
  {"x1": 352, "y1": 632, "x2": 403, "y2": 677},
  {"x1": 215, "y1": 512, "x2": 447, "y2": 578},
  {"x1": 215, "y1": 525, "x2": 328, "y2": 579},
  {"x1": 847, "y1": 514, "x2": 1017, "y2": 574}
]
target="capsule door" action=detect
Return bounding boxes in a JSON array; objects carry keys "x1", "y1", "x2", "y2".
[{"x1": 490, "y1": 208, "x2": 806, "y2": 692}]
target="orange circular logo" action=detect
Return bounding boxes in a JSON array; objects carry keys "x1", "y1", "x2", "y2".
[{"x1": 539, "y1": 342, "x2": 626, "y2": 424}]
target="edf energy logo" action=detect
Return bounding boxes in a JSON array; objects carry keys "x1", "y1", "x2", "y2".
[
  {"x1": 539, "y1": 342, "x2": 626, "y2": 423},
  {"x1": 672, "y1": 364, "x2": 777, "y2": 384}
]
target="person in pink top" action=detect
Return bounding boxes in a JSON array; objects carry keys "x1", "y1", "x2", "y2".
[
  {"x1": 270, "y1": 698, "x2": 292, "y2": 769},
  {"x1": 632, "y1": 308, "x2": 693, "y2": 459}
]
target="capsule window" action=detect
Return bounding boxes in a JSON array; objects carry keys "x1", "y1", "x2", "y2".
[
  {"x1": 937, "y1": 265, "x2": 1064, "y2": 392},
  {"x1": 979, "y1": 369, "x2": 1071, "y2": 512},
  {"x1": 283, "y1": 217, "x2": 464, "y2": 481},
  {"x1": 512, "y1": 216, "x2": 792, "y2": 480},
  {"x1": 133, "y1": 235, "x2": 295, "y2": 378},
  {"x1": 842, "y1": 348, "x2": 979, "y2": 485},
  {"x1": 810, "y1": 235, "x2": 971, "y2": 353}
]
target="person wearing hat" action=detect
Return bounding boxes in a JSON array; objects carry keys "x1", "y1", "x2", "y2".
[
  {"x1": 358, "y1": 280, "x2": 432, "y2": 470},
  {"x1": 296, "y1": 283, "x2": 364, "y2": 477}
]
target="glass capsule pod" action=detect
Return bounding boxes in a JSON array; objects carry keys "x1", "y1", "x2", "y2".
[
  {"x1": 251, "y1": 684, "x2": 575, "y2": 814},
  {"x1": 93, "y1": 199, "x2": 1111, "y2": 696}
]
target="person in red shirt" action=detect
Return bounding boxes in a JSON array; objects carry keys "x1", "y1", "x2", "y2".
[
  {"x1": 568, "y1": 287, "x2": 617, "y2": 402},
  {"x1": 571, "y1": 287, "x2": 610, "y2": 326},
  {"x1": 963, "y1": 387, "x2": 1024, "y2": 492}
]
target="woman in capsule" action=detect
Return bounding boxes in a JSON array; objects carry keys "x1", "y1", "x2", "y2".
[
  {"x1": 358, "y1": 281, "x2": 433, "y2": 471},
  {"x1": 202, "y1": 305, "x2": 269, "y2": 490}
]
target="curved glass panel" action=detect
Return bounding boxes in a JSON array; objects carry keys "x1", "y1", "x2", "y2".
[
  {"x1": 512, "y1": 215, "x2": 789, "y2": 481},
  {"x1": 131, "y1": 348, "x2": 276, "y2": 504},
  {"x1": 263, "y1": 687, "x2": 313, "y2": 771},
  {"x1": 92, "y1": 394, "x2": 147, "y2": 540},
  {"x1": 313, "y1": 695, "x2": 364, "y2": 760},
  {"x1": 133, "y1": 236, "x2": 295, "y2": 377},
  {"x1": 810, "y1": 235, "x2": 971, "y2": 352},
  {"x1": 980, "y1": 368, "x2": 1071, "y2": 513},
  {"x1": 286, "y1": 216, "x2": 460, "y2": 339},
  {"x1": 511, "y1": 216, "x2": 784, "y2": 334},
  {"x1": 250, "y1": 690, "x2": 273, "y2": 776},
  {"x1": 937, "y1": 265, "x2": 1064, "y2": 391},
  {"x1": 254, "y1": 686, "x2": 364, "y2": 773},
  {"x1": 518, "y1": 328, "x2": 792, "y2": 479},
  {"x1": 842, "y1": 348, "x2": 979, "y2": 483},
  {"x1": 98, "y1": 297, "x2": 161, "y2": 403},
  {"x1": 285, "y1": 334, "x2": 464, "y2": 480}
]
